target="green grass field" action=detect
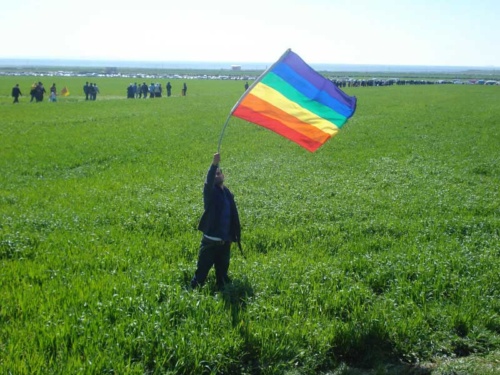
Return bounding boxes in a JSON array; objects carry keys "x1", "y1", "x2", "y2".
[{"x1": 1, "y1": 77, "x2": 499, "y2": 374}]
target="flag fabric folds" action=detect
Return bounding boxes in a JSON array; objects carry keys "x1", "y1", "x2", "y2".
[
  {"x1": 61, "y1": 87, "x2": 70, "y2": 96},
  {"x1": 231, "y1": 49, "x2": 357, "y2": 152}
]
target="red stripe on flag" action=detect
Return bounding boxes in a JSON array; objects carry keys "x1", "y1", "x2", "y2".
[{"x1": 233, "y1": 105, "x2": 326, "y2": 152}]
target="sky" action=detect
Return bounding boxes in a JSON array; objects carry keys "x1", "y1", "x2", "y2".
[{"x1": 1, "y1": 0, "x2": 498, "y2": 67}]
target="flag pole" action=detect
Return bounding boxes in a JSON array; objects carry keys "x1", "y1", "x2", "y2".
[{"x1": 217, "y1": 48, "x2": 292, "y2": 153}]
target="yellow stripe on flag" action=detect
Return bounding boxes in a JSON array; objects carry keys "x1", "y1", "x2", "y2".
[{"x1": 248, "y1": 83, "x2": 340, "y2": 136}]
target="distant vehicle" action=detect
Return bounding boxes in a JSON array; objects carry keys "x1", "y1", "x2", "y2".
[{"x1": 485, "y1": 80, "x2": 497, "y2": 85}]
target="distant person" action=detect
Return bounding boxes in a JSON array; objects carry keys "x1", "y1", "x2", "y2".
[
  {"x1": 149, "y1": 83, "x2": 155, "y2": 98},
  {"x1": 127, "y1": 84, "x2": 135, "y2": 98},
  {"x1": 11, "y1": 84, "x2": 22, "y2": 103},
  {"x1": 83, "y1": 82, "x2": 90, "y2": 100},
  {"x1": 88, "y1": 83, "x2": 95, "y2": 100},
  {"x1": 49, "y1": 83, "x2": 57, "y2": 101},
  {"x1": 166, "y1": 81, "x2": 172, "y2": 97},
  {"x1": 35, "y1": 82, "x2": 46, "y2": 102},
  {"x1": 30, "y1": 82, "x2": 37, "y2": 102},
  {"x1": 154, "y1": 83, "x2": 161, "y2": 98},
  {"x1": 244, "y1": 81, "x2": 249, "y2": 90},
  {"x1": 141, "y1": 82, "x2": 148, "y2": 98},
  {"x1": 190, "y1": 152, "x2": 241, "y2": 290},
  {"x1": 182, "y1": 82, "x2": 187, "y2": 96},
  {"x1": 90, "y1": 83, "x2": 99, "y2": 100}
]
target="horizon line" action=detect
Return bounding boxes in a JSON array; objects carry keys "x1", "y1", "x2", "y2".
[
  {"x1": 0, "y1": 57, "x2": 498, "y2": 70},
  {"x1": 0, "y1": 57, "x2": 500, "y2": 74}
]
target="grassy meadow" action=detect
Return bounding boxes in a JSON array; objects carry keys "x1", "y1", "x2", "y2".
[{"x1": 1, "y1": 77, "x2": 500, "y2": 374}]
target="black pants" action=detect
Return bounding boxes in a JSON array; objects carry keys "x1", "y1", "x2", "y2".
[{"x1": 191, "y1": 237, "x2": 231, "y2": 289}]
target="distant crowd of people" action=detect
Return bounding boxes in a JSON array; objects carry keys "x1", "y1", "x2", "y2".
[
  {"x1": 11, "y1": 80, "x2": 193, "y2": 103},
  {"x1": 127, "y1": 82, "x2": 166, "y2": 98},
  {"x1": 83, "y1": 82, "x2": 100, "y2": 100},
  {"x1": 11, "y1": 81, "x2": 69, "y2": 103},
  {"x1": 126, "y1": 82, "x2": 187, "y2": 98},
  {"x1": 11, "y1": 81, "x2": 58, "y2": 103},
  {"x1": 30, "y1": 82, "x2": 47, "y2": 102}
]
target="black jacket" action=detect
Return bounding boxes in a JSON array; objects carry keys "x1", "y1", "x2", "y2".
[
  {"x1": 197, "y1": 164, "x2": 241, "y2": 243},
  {"x1": 12, "y1": 87, "x2": 22, "y2": 97}
]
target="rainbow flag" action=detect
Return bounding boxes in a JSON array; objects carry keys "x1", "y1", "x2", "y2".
[{"x1": 231, "y1": 49, "x2": 357, "y2": 152}]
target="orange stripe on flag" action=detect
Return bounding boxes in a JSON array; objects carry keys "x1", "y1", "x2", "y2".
[{"x1": 234, "y1": 105, "x2": 325, "y2": 152}]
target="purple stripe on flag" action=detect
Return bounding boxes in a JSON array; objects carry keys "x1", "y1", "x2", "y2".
[{"x1": 281, "y1": 51, "x2": 357, "y2": 111}]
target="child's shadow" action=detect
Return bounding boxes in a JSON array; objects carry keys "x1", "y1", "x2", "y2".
[{"x1": 221, "y1": 277, "x2": 254, "y2": 328}]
